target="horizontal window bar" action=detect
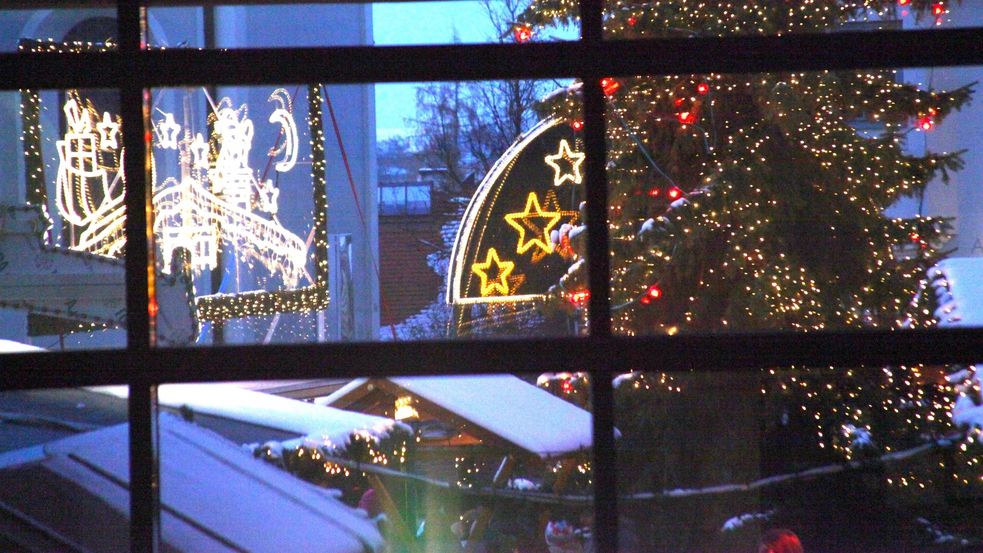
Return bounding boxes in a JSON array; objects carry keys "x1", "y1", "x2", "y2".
[
  {"x1": 4, "y1": 328, "x2": 983, "y2": 389},
  {"x1": 1, "y1": 29, "x2": 982, "y2": 89}
]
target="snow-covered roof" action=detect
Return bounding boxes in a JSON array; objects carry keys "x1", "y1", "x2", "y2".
[
  {"x1": 0, "y1": 414, "x2": 383, "y2": 552},
  {"x1": 0, "y1": 339, "x2": 44, "y2": 353},
  {"x1": 93, "y1": 384, "x2": 405, "y2": 449},
  {"x1": 319, "y1": 375, "x2": 594, "y2": 458},
  {"x1": 932, "y1": 257, "x2": 983, "y2": 327}
]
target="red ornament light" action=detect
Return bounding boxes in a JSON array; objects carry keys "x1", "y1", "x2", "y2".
[
  {"x1": 898, "y1": 0, "x2": 910, "y2": 5},
  {"x1": 932, "y1": 2, "x2": 944, "y2": 16},
  {"x1": 667, "y1": 186, "x2": 684, "y2": 200},
  {"x1": 647, "y1": 188, "x2": 660, "y2": 197},
  {"x1": 639, "y1": 284, "x2": 662, "y2": 305},
  {"x1": 696, "y1": 82, "x2": 710, "y2": 95},
  {"x1": 561, "y1": 379, "x2": 575, "y2": 394},
  {"x1": 918, "y1": 116, "x2": 935, "y2": 131},
  {"x1": 571, "y1": 120, "x2": 584, "y2": 131},
  {"x1": 677, "y1": 111, "x2": 697, "y2": 125},
  {"x1": 627, "y1": 16, "x2": 637, "y2": 26},
  {"x1": 513, "y1": 24, "x2": 533, "y2": 43},
  {"x1": 601, "y1": 77, "x2": 620, "y2": 96}
]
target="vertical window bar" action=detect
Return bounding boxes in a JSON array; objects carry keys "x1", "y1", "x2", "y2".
[
  {"x1": 118, "y1": 1, "x2": 159, "y2": 552},
  {"x1": 580, "y1": 0, "x2": 616, "y2": 544}
]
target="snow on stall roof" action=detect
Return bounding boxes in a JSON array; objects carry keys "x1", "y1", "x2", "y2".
[
  {"x1": 320, "y1": 375, "x2": 594, "y2": 458},
  {"x1": 0, "y1": 340, "x2": 44, "y2": 353},
  {"x1": 43, "y1": 414, "x2": 383, "y2": 552},
  {"x1": 93, "y1": 384, "x2": 405, "y2": 449}
]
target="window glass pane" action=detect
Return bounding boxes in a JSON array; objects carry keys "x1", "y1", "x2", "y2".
[
  {"x1": 0, "y1": 88, "x2": 129, "y2": 351},
  {"x1": 406, "y1": 184, "x2": 431, "y2": 215},
  {"x1": 150, "y1": 80, "x2": 583, "y2": 346},
  {"x1": 583, "y1": 0, "x2": 983, "y2": 39},
  {"x1": 0, "y1": 386, "x2": 129, "y2": 550},
  {"x1": 146, "y1": 2, "x2": 577, "y2": 49},
  {"x1": 0, "y1": 9, "x2": 117, "y2": 53},
  {"x1": 380, "y1": 186, "x2": 404, "y2": 215},
  {"x1": 153, "y1": 374, "x2": 593, "y2": 551},
  {"x1": 614, "y1": 366, "x2": 982, "y2": 551},
  {"x1": 587, "y1": 66, "x2": 983, "y2": 335}
]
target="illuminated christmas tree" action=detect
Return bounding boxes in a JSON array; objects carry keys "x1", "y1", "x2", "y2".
[{"x1": 517, "y1": 1, "x2": 981, "y2": 549}]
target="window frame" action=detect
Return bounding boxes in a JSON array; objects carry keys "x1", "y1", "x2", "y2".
[{"x1": 0, "y1": 2, "x2": 982, "y2": 552}]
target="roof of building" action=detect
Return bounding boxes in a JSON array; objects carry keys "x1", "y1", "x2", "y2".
[
  {"x1": 0, "y1": 414, "x2": 383, "y2": 553},
  {"x1": 319, "y1": 375, "x2": 595, "y2": 458}
]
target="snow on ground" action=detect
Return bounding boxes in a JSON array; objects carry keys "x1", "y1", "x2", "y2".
[
  {"x1": 320, "y1": 375, "x2": 594, "y2": 458},
  {"x1": 93, "y1": 384, "x2": 406, "y2": 449}
]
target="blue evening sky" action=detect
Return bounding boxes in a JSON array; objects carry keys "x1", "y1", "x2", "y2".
[
  {"x1": 373, "y1": 2, "x2": 496, "y2": 140},
  {"x1": 372, "y1": 2, "x2": 577, "y2": 140}
]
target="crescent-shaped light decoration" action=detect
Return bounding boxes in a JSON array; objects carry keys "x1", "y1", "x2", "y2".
[
  {"x1": 268, "y1": 88, "x2": 299, "y2": 173},
  {"x1": 447, "y1": 117, "x2": 583, "y2": 305}
]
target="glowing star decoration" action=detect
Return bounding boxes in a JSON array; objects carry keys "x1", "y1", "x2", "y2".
[
  {"x1": 471, "y1": 248, "x2": 515, "y2": 297},
  {"x1": 189, "y1": 133, "x2": 209, "y2": 169},
  {"x1": 96, "y1": 112, "x2": 119, "y2": 150},
  {"x1": 504, "y1": 192, "x2": 562, "y2": 256},
  {"x1": 155, "y1": 112, "x2": 181, "y2": 150},
  {"x1": 544, "y1": 139, "x2": 585, "y2": 187},
  {"x1": 267, "y1": 89, "x2": 298, "y2": 172}
]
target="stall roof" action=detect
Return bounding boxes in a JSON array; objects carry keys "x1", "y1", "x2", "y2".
[
  {"x1": 319, "y1": 375, "x2": 595, "y2": 458},
  {"x1": 94, "y1": 384, "x2": 405, "y2": 449},
  {"x1": 0, "y1": 339, "x2": 44, "y2": 353},
  {"x1": 0, "y1": 414, "x2": 383, "y2": 553}
]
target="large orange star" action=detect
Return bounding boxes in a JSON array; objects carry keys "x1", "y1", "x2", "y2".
[
  {"x1": 471, "y1": 248, "x2": 515, "y2": 296},
  {"x1": 544, "y1": 139, "x2": 585, "y2": 187},
  {"x1": 504, "y1": 192, "x2": 563, "y2": 256}
]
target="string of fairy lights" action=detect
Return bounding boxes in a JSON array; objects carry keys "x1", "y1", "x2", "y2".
[{"x1": 509, "y1": 0, "x2": 983, "y2": 507}]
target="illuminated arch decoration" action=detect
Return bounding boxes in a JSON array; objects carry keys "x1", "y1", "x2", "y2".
[{"x1": 448, "y1": 118, "x2": 582, "y2": 305}]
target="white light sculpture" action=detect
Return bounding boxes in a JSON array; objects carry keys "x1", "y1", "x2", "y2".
[{"x1": 54, "y1": 92, "x2": 310, "y2": 291}]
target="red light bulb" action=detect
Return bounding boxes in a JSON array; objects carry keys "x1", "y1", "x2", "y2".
[
  {"x1": 512, "y1": 24, "x2": 533, "y2": 43},
  {"x1": 677, "y1": 111, "x2": 697, "y2": 124},
  {"x1": 932, "y1": 2, "x2": 944, "y2": 15},
  {"x1": 696, "y1": 82, "x2": 709, "y2": 95},
  {"x1": 571, "y1": 120, "x2": 584, "y2": 131},
  {"x1": 601, "y1": 77, "x2": 620, "y2": 96},
  {"x1": 667, "y1": 186, "x2": 684, "y2": 200}
]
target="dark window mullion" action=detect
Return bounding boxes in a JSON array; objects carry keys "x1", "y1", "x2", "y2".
[
  {"x1": 118, "y1": 2, "x2": 160, "y2": 553},
  {"x1": 580, "y1": 0, "x2": 616, "y2": 549}
]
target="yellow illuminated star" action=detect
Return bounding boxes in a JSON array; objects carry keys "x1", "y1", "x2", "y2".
[
  {"x1": 472, "y1": 248, "x2": 515, "y2": 297},
  {"x1": 504, "y1": 192, "x2": 563, "y2": 256},
  {"x1": 544, "y1": 139, "x2": 585, "y2": 187}
]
